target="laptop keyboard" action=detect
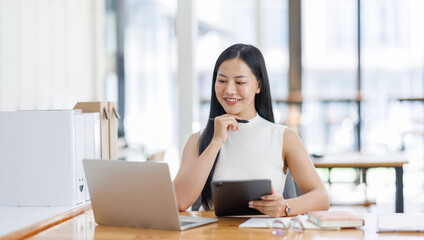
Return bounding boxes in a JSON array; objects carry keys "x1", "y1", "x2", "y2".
[
  {"x1": 179, "y1": 216, "x2": 199, "y2": 226},
  {"x1": 180, "y1": 221, "x2": 197, "y2": 226}
]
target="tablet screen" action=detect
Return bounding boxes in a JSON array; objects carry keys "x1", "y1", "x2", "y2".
[{"x1": 211, "y1": 179, "x2": 272, "y2": 216}]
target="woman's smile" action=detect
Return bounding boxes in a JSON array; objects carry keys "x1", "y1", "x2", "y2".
[{"x1": 224, "y1": 97, "x2": 241, "y2": 105}]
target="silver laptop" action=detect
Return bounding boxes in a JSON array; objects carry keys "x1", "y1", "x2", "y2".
[{"x1": 83, "y1": 159, "x2": 217, "y2": 230}]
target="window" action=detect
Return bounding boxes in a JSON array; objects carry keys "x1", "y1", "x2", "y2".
[
  {"x1": 122, "y1": 0, "x2": 178, "y2": 161},
  {"x1": 301, "y1": 0, "x2": 358, "y2": 154},
  {"x1": 361, "y1": 0, "x2": 424, "y2": 153},
  {"x1": 301, "y1": 0, "x2": 424, "y2": 154},
  {"x1": 302, "y1": 0, "x2": 357, "y2": 99}
]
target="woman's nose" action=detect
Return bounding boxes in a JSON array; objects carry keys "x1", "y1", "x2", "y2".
[{"x1": 224, "y1": 81, "x2": 237, "y2": 94}]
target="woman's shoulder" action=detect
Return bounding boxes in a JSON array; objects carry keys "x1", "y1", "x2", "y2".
[
  {"x1": 283, "y1": 127, "x2": 298, "y2": 138},
  {"x1": 183, "y1": 131, "x2": 201, "y2": 155},
  {"x1": 282, "y1": 127, "x2": 304, "y2": 150},
  {"x1": 188, "y1": 131, "x2": 201, "y2": 142}
]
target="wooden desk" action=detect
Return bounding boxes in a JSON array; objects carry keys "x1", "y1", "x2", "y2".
[
  {"x1": 25, "y1": 209, "x2": 424, "y2": 239},
  {"x1": 312, "y1": 153, "x2": 409, "y2": 213},
  {"x1": 0, "y1": 203, "x2": 91, "y2": 240}
]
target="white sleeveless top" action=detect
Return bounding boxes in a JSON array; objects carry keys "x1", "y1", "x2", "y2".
[{"x1": 212, "y1": 114, "x2": 287, "y2": 195}]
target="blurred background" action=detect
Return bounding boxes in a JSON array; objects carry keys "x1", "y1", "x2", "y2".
[{"x1": 0, "y1": 0, "x2": 423, "y2": 213}]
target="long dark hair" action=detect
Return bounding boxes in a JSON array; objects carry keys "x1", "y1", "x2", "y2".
[{"x1": 198, "y1": 43, "x2": 275, "y2": 210}]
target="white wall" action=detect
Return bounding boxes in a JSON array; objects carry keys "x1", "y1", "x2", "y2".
[{"x1": 0, "y1": 0, "x2": 105, "y2": 110}]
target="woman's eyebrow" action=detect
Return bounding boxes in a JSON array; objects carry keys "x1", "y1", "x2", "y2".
[
  {"x1": 218, "y1": 73, "x2": 247, "y2": 79},
  {"x1": 234, "y1": 75, "x2": 247, "y2": 79}
]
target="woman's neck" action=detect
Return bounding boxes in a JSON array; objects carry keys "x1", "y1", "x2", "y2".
[{"x1": 237, "y1": 111, "x2": 257, "y2": 120}]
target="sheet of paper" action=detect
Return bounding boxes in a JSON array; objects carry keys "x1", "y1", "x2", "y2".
[
  {"x1": 227, "y1": 214, "x2": 269, "y2": 218},
  {"x1": 239, "y1": 215, "x2": 339, "y2": 230},
  {"x1": 377, "y1": 214, "x2": 424, "y2": 232}
]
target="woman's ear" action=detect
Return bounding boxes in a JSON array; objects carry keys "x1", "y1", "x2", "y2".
[{"x1": 256, "y1": 81, "x2": 262, "y2": 94}]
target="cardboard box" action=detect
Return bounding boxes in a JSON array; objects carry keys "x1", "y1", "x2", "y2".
[{"x1": 108, "y1": 102, "x2": 119, "y2": 160}]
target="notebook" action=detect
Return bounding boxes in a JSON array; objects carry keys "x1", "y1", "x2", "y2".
[
  {"x1": 307, "y1": 211, "x2": 364, "y2": 228},
  {"x1": 83, "y1": 159, "x2": 217, "y2": 230}
]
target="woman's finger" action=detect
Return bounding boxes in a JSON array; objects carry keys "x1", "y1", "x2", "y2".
[
  {"x1": 215, "y1": 115, "x2": 239, "y2": 131},
  {"x1": 249, "y1": 199, "x2": 283, "y2": 208},
  {"x1": 260, "y1": 193, "x2": 281, "y2": 201},
  {"x1": 252, "y1": 205, "x2": 284, "y2": 218}
]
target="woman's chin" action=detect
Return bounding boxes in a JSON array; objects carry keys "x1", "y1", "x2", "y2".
[{"x1": 223, "y1": 108, "x2": 239, "y2": 115}]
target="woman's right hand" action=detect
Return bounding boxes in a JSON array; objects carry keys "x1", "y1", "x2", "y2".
[{"x1": 211, "y1": 114, "x2": 242, "y2": 145}]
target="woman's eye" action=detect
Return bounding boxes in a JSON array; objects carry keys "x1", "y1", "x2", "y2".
[
  {"x1": 217, "y1": 79, "x2": 226, "y2": 83},
  {"x1": 236, "y1": 82, "x2": 246, "y2": 85}
]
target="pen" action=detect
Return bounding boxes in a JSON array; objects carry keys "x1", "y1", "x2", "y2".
[{"x1": 209, "y1": 117, "x2": 249, "y2": 124}]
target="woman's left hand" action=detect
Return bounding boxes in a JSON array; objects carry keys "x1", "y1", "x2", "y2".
[{"x1": 248, "y1": 193, "x2": 286, "y2": 218}]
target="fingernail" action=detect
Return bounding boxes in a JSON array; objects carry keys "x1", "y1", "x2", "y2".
[{"x1": 261, "y1": 196, "x2": 265, "y2": 200}]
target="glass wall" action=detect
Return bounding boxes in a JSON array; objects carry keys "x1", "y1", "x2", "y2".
[
  {"x1": 122, "y1": 0, "x2": 178, "y2": 161},
  {"x1": 361, "y1": 0, "x2": 424, "y2": 153},
  {"x1": 301, "y1": 0, "x2": 358, "y2": 154},
  {"x1": 300, "y1": 0, "x2": 423, "y2": 209},
  {"x1": 302, "y1": 0, "x2": 358, "y2": 99},
  {"x1": 116, "y1": 0, "x2": 423, "y2": 162},
  {"x1": 109, "y1": 0, "x2": 423, "y2": 211},
  {"x1": 262, "y1": 0, "x2": 290, "y2": 124},
  {"x1": 301, "y1": 0, "x2": 424, "y2": 155}
]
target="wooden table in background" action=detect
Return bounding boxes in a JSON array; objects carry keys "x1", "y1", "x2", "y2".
[{"x1": 312, "y1": 153, "x2": 409, "y2": 213}]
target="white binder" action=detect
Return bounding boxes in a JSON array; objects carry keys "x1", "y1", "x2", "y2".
[
  {"x1": 0, "y1": 110, "x2": 100, "y2": 206},
  {"x1": 75, "y1": 111, "x2": 86, "y2": 204},
  {"x1": 83, "y1": 112, "x2": 101, "y2": 201}
]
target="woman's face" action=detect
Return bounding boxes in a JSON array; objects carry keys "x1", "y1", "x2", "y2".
[{"x1": 215, "y1": 58, "x2": 260, "y2": 119}]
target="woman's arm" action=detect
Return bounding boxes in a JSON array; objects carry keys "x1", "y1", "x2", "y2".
[
  {"x1": 250, "y1": 128, "x2": 330, "y2": 217},
  {"x1": 173, "y1": 132, "x2": 220, "y2": 211},
  {"x1": 173, "y1": 115, "x2": 241, "y2": 211},
  {"x1": 281, "y1": 128, "x2": 330, "y2": 214}
]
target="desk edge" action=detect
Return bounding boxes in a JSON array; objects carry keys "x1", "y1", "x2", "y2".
[{"x1": 0, "y1": 203, "x2": 91, "y2": 240}]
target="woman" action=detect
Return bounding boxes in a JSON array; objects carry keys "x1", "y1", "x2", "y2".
[{"x1": 174, "y1": 44, "x2": 330, "y2": 217}]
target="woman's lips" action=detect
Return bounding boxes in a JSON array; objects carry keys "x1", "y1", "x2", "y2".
[{"x1": 224, "y1": 98, "x2": 240, "y2": 105}]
